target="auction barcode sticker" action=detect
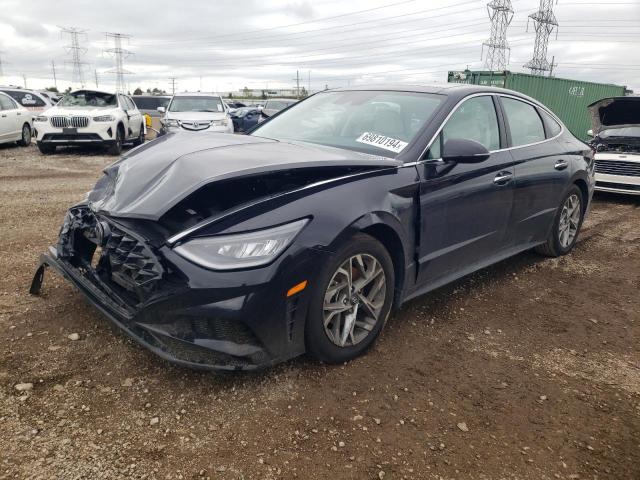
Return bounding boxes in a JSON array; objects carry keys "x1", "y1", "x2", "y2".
[{"x1": 356, "y1": 132, "x2": 408, "y2": 154}]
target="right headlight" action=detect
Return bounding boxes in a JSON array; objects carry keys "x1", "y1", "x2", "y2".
[
  {"x1": 174, "y1": 219, "x2": 309, "y2": 270},
  {"x1": 164, "y1": 118, "x2": 179, "y2": 127}
]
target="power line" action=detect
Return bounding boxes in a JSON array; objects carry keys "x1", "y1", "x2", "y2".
[
  {"x1": 60, "y1": 26, "x2": 89, "y2": 87},
  {"x1": 482, "y1": 1, "x2": 514, "y2": 70},
  {"x1": 524, "y1": 0, "x2": 559, "y2": 75},
  {"x1": 105, "y1": 32, "x2": 133, "y2": 93}
]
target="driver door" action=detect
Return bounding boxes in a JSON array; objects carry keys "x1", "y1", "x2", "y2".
[
  {"x1": 416, "y1": 94, "x2": 515, "y2": 289},
  {"x1": 0, "y1": 95, "x2": 20, "y2": 141}
]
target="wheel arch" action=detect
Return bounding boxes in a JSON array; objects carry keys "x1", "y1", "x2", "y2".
[
  {"x1": 573, "y1": 177, "x2": 589, "y2": 213},
  {"x1": 330, "y1": 211, "x2": 410, "y2": 309}
]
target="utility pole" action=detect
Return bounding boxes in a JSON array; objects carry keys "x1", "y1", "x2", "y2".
[
  {"x1": 60, "y1": 26, "x2": 88, "y2": 87},
  {"x1": 482, "y1": 1, "x2": 514, "y2": 71},
  {"x1": 169, "y1": 77, "x2": 177, "y2": 95},
  {"x1": 105, "y1": 32, "x2": 133, "y2": 93},
  {"x1": 22, "y1": 74, "x2": 27, "y2": 88},
  {"x1": 293, "y1": 70, "x2": 300, "y2": 98},
  {"x1": 524, "y1": 0, "x2": 559, "y2": 76},
  {"x1": 94, "y1": 69, "x2": 99, "y2": 88},
  {"x1": 51, "y1": 60, "x2": 58, "y2": 89},
  {"x1": 308, "y1": 70, "x2": 311, "y2": 95}
]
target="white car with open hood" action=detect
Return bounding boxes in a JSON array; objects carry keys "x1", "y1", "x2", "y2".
[
  {"x1": 159, "y1": 92, "x2": 233, "y2": 134},
  {"x1": 33, "y1": 89, "x2": 145, "y2": 155},
  {"x1": 589, "y1": 96, "x2": 640, "y2": 195}
]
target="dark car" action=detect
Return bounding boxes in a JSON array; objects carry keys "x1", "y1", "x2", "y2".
[
  {"x1": 132, "y1": 95, "x2": 171, "y2": 117},
  {"x1": 225, "y1": 101, "x2": 247, "y2": 110},
  {"x1": 230, "y1": 106, "x2": 262, "y2": 132},
  {"x1": 30, "y1": 85, "x2": 594, "y2": 371}
]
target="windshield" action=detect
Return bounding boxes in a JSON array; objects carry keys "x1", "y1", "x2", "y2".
[
  {"x1": 252, "y1": 90, "x2": 445, "y2": 157},
  {"x1": 600, "y1": 126, "x2": 640, "y2": 138},
  {"x1": 134, "y1": 96, "x2": 170, "y2": 110},
  {"x1": 59, "y1": 91, "x2": 116, "y2": 108},
  {"x1": 265, "y1": 100, "x2": 294, "y2": 110},
  {"x1": 169, "y1": 96, "x2": 224, "y2": 113}
]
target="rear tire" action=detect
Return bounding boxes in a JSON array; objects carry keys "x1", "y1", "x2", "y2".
[
  {"x1": 305, "y1": 233, "x2": 394, "y2": 364},
  {"x1": 107, "y1": 126, "x2": 124, "y2": 155},
  {"x1": 37, "y1": 142, "x2": 55, "y2": 154},
  {"x1": 535, "y1": 185, "x2": 584, "y2": 257},
  {"x1": 17, "y1": 124, "x2": 31, "y2": 146}
]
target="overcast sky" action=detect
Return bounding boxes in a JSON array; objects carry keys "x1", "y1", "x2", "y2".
[{"x1": 0, "y1": 0, "x2": 638, "y2": 94}]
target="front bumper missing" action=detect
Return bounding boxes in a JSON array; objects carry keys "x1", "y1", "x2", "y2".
[{"x1": 30, "y1": 247, "x2": 276, "y2": 371}]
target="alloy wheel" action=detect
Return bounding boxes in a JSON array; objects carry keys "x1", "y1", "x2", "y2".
[
  {"x1": 558, "y1": 193, "x2": 581, "y2": 248},
  {"x1": 22, "y1": 125, "x2": 31, "y2": 144},
  {"x1": 323, "y1": 254, "x2": 386, "y2": 347}
]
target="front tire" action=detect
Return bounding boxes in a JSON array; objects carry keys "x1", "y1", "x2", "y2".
[
  {"x1": 305, "y1": 233, "x2": 394, "y2": 364},
  {"x1": 132, "y1": 124, "x2": 145, "y2": 146},
  {"x1": 107, "y1": 126, "x2": 123, "y2": 155},
  {"x1": 37, "y1": 142, "x2": 55, "y2": 154},
  {"x1": 535, "y1": 185, "x2": 584, "y2": 257},
  {"x1": 17, "y1": 124, "x2": 31, "y2": 146}
]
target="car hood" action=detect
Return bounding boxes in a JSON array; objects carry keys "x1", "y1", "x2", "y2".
[
  {"x1": 45, "y1": 105, "x2": 118, "y2": 116},
  {"x1": 165, "y1": 111, "x2": 227, "y2": 121},
  {"x1": 87, "y1": 132, "x2": 401, "y2": 220},
  {"x1": 588, "y1": 96, "x2": 640, "y2": 134}
]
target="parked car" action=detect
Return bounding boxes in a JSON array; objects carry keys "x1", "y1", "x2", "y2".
[
  {"x1": 262, "y1": 98, "x2": 297, "y2": 117},
  {"x1": 225, "y1": 100, "x2": 246, "y2": 110},
  {"x1": 588, "y1": 96, "x2": 640, "y2": 195},
  {"x1": 33, "y1": 89, "x2": 145, "y2": 155},
  {"x1": 31, "y1": 85, "x2": 594, "y2": 371},
  {"x1": 0, "y1": 91, "x2": 32, "y2": 146},
  {"x1": 159, "y1": 92, "x2": 233, "y2": 134},
  {"x1": 229, "y1": 106, "x2": 262, "y2": 132},
  {"x1": 132, "y1": 95, "x2": 171, "y2": 117},
  {"x1": 0, "y1": 87, "x2": 54, "y2": 119}
]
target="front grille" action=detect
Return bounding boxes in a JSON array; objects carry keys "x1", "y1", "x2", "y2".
[
  {"x1": 596, "y1": 181, "x2": 640, "y2": 192},
  {"x1": 49, "y1": 116, "x2": 90, "y2": 128},
  {"x1": 595, "y1": 159, "x2": 640, "y2": 177},
  {"x1": 103, "y1": 223, "x2": 163, "y2": 293}
]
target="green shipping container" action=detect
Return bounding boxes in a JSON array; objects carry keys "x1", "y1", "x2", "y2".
[{"x1": 447, "y1": 70, "x2": 627, "y2": 141}]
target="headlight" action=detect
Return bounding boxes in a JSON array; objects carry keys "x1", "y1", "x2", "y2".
[
  {"x1": 212, "y1": 118, "x2": 230, "y2": 127},
  {"x1": 93, "y1": 115, "x2": 115, "y2": 122},
  {"x1": 164, "y1": 118, "x2": 179, "y2": 127},
  {"x1": 174, "y1": 219, "x2": 309, "y2": 270},
  {"x1": 34, "y1": 116, "x2": 48, "y2": 122}
]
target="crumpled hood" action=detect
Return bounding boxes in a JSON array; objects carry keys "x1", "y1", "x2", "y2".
[
  {"x1": 588, "y1": 96, "x2": 640, "y2": 134},
  {"x1": 88, "y1": 132, "x2": 400, "y2": 220},
  {"x1": 165, "y1": 111, "x2": 227, "y2": 122}
]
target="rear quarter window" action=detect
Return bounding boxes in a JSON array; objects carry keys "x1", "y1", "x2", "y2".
[{"x1": 539, "y1": 109, "x2": 562, "y2": 138}]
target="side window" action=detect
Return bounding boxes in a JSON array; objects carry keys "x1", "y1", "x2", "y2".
[
  {"x1": 501, "y1": 97, "x2": 546, "y2": 146},
  {"x1": 442, "y1": 96, "x2": 500, "y2": 152},
  {"x1": 126, "y1": 96, "x2": 136, "y2": 111},
  {"x1": 0, "y1": 95, "x2": 16, "y2": 110},
  {"x1": 539, "y1": 109, "x2": 562, "y2": 138}
]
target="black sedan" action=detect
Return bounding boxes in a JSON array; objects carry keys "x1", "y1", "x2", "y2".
[
  {"x1": 30, "y1": 85, "x2": 594, "y2": 371},
  {"x1": 229, "y1": 106, "x2": 262, "y2": 133}
]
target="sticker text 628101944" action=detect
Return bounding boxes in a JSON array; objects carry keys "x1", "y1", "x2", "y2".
[{"x1": 355, "y1": 132, "x2": 408, "y2": 154}]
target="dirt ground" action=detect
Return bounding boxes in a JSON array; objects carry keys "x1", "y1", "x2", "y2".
[{"x1": 1, "y1": 143, "x2": 639, "y2": 480}]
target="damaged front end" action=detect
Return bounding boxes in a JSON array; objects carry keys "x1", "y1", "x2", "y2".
[
  {"x1": 30, "y1": 132, "x2": 398, "y2": 370},
  {"x1": 588, "y1": 96, "x2": 640, "y2": 195}
]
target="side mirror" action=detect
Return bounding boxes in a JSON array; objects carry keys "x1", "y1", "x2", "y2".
[
  {"x1": 586, "y1": 129, "x2": 594, "y2": 137},
  {"x1": 442, "y1": 138, "x2": 490, "y2": 163},
  {"x1": 157, "y1": 106, "x2": 166, "y2": 114},
  {"x1": 260, "y1": 110, "x2": 270, "y2": 118}
]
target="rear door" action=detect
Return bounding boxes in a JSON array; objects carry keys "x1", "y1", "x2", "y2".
[
  {"x1": 499, "y1": 95, "x2": 570, "y2": 246},
  {"x1": 416, "y1": 94, "x2": 515, "y2": 288}
]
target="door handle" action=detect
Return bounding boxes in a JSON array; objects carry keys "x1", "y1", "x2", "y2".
[
  {"x1": 17, "y1": 112, "x2": 21, "y2": 116},
  {"x1": 554, "y1": 160, "x2": 569, "y2": 171},
  {"x1": 493, "y1": 171, "x2": 513, "y2": 185},
  {"x1": 1, "y1": 114, "x2": 6, "y2": 118}
]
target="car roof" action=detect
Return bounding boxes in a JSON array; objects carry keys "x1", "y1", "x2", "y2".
[{"x1": 173, "y1": 92, "x2": 222, "y2": 97}]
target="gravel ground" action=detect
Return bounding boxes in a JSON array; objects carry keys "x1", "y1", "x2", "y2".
[{"x1": 1, "y1": 143, "x2": 639, "y2": 480}]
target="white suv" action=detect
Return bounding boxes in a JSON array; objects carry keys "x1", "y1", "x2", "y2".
[
  {"x1": 159, "y1": 92, "x2": 233, "y2": 134},
  {"x1": 33, "y1": 89, "x2": 145, "y2": 155}
]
